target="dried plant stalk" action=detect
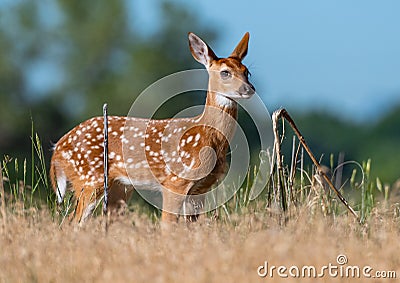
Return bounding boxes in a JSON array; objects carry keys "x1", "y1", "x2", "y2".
[{"x1": 272, "y1": 108, "x2": 360, "y2": 222}]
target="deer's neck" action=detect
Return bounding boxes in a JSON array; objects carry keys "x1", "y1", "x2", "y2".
[
  {"x1": 198, "y1": 91, "x2": 238, "y2": 147},
  {"x1": 205, "y1": 91, "x2": 238, "y2": 118}
]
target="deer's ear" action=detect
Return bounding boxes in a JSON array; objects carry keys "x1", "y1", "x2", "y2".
[
  {"x1": 188, "y1": 32, "x2": 217, "y2": 68},
  {"x1": 230, "y1": 32, "x2": 250, "y2": 61}
]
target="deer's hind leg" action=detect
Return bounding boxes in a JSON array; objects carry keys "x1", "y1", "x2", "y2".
[
  {"x1": 107, "y1": 181, "x2": 134, "y2": 216},
  {"x1": 71, "y1": 182, "x2": 103, "y2": 224}
]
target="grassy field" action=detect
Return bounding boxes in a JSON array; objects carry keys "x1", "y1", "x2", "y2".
[
  {"x1": 0, "y1": 203, "x2": 399, "y2": 282},
  {"x1": 0, "y1": 134, "x2": 399, "y2": 282}
]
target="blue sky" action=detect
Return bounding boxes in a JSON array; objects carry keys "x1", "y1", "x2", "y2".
[
  {"x1": 134, "y1": 0, "x2": 400, "y2": 122},
  {"x1": 2, "y1": 0, "x2": 399, "y2": 123}
]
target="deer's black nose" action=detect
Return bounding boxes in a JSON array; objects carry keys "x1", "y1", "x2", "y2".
[{"x1": 240, "y1": 83, "x2": 255, "y2": 96}]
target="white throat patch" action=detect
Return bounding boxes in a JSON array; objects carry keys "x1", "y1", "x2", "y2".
[{"x1": 216, "y1": 93, "x2": 235, "y2": 107}]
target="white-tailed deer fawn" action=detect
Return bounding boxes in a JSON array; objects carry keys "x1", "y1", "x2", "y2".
[{"x1": 50, "y1": 32, "x2": 255, "y2": 223}]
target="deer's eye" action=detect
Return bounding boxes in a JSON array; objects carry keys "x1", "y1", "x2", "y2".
[{"x1": 220, "y1": 70, "x2": 231, "y2": 79}]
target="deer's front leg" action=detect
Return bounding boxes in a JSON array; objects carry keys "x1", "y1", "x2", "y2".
[
  {"x1": 183, "y1": 194, "x2": 205, "y2": 223},
  {"x1": 161, "y1": 177, "x2": 194, "y2": 223}
]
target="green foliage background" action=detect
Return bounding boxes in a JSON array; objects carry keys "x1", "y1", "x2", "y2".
[{"x1": 0, "y1": 0, "x2": 398, "y2": 187}]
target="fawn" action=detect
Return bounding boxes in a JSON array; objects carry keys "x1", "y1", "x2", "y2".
[{"x1": 50, "y1": 32, "x2": 255, "y2": 223}]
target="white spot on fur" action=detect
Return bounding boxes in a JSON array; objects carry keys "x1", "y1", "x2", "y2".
[{"x1": 61, "y1": 151, "x2": 72, "y2": 160}]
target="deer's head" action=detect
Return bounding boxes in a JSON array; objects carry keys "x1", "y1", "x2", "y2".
[{"x1": 188, "y1": 32, "x2": 255, "y2": 100}]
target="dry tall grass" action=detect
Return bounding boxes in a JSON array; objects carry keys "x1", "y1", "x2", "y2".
[{"x1": 1, "y1": 204, "x2": 399, "y2": 283}]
